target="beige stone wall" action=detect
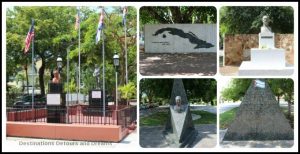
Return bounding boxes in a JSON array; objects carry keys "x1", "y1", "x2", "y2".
[
  {"x1": 224, "y1": 34, "x2": 294, "y2": 66},
  {"x1": 275, "y1": 34, "x2": 294, "y2": 65}
]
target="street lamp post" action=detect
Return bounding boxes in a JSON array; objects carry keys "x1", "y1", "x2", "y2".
[
  {"x1": 113, "y1": 52, "x2": 119, "y2": 110},
  {"x1": 56, "y1": 56, "x2": 62, "y2": 74}
]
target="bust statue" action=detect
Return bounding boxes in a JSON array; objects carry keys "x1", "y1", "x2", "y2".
[
  {"x1": 260, "y1": 15, "x2": 272, "y2": 33},
  {"x1": 174, "y1": 96, "x2": 183, "y2": 113},
  {"x1": 52, "y1": 70, "x2": 60, "y2": 84}
]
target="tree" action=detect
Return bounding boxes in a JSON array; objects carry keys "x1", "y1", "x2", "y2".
[
  {"x1": 281, "y1": 79, "x2": 294, "y2": 118},
  {"x1": 140, "y1": 6, "x2": 217, "y2": 30},
  {"x1": 140, "y1": 79, "x2": 217, "y2": 105},
  {"x1": 7, "y1": 6, "x2": 77, "y2": 96},
  {"x1": 118, "y1": 81, "x2": 136, "y2": 105},
  {"x1": 220, "y1": 6, "x2": 294, "y2": 35},
  {"x1": 221, "y1": 79, "x2": 252, "y2": 102},
  {"x1": 140, "y1": 6, "x2": 216, "y2": 24},
  {"x1": 6, "y1": 6, "x2": 137, "y2": 99}
]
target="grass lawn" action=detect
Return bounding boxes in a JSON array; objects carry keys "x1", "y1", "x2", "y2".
[
  {"x1": 140, "y1": 110, "x2": 216, "y2": 126},
  {"x1": 219, "y1": 107, "x2": 294, "y2": 129},
  {"x1": 219, "y1": 107, "x2": 239, "y2": 129}
]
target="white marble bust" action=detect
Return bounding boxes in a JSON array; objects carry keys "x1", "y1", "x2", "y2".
[
  {"x1": 260, "y1": 15, "x2": 272, "y2": 33},
  {"x1": 174, "y1": 96, "x2": 183, "y2": 112}
]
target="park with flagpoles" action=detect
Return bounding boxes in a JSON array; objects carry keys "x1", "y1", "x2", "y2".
[{"x1": 6, "y1": 6, "x2": 137, "y2": 142}]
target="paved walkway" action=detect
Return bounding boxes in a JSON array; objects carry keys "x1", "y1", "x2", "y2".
[
  {"x1": 219, "y1": 129, "x2": 294, "y2": 148},
  {"x1": 139, "y1": 53, "x2": 216, "y2": 76},
  {"x1": 140, "y1": 124, "x2": 216, "y2": 148},
  {"x1": 5, "y1": 129, "x2": 138, "y2": 151},
  {"x1": 219, "y1": 66, "x2": 239, "y2": 76}
]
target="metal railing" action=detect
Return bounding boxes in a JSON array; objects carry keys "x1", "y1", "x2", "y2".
[{"x1": 6, "y1": 105, "x2": 137, "y2": 127}]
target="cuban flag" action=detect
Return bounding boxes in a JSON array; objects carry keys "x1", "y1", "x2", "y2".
[
  {"x1": 254, "y1": 79, "x2": 265, "y2": 88},
  {"x1": 96, "y1": 8, "x2": 105, "y2": 44},
  {"x1": 122, "y1": 6, "x2": 127, "y2": 26},
  {"x1": 24, "y1": 19, "x2": 34, "y2": 54}
]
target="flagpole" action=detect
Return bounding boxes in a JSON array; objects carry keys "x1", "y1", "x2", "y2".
[
  {"x1": 31, "y1": 22, "x2": 35, "y2": 111},
  {"x1": 102, "y1": 29, "x2": 106, "y2": 122},
  {"x1": 125, "y1": 16, "x2": 128, "y2": 85},
  {"x1": 78, "y1": 7, "x2": 81, "y2": 104}
]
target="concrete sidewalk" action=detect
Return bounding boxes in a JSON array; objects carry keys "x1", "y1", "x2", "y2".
[
  {"x1": 219, "y1": 129, "x2": 294, "y2": 148},
  {"x1": 140, "y1": 124, "x2": 217, "y2": 148},
  {"x1": 139, "y1": 53, "x2": 216, "y2": 76},
  {"x1": 5, "y1": 129, "x2": 138, "y2": 151}
]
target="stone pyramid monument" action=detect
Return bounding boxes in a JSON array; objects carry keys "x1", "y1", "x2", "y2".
[
  {"x1": 164, "y1": 79, "x2": 197, "y2": 147},
  {"x1": 223, "y1": 79, "x2": 293, "y2": 140}
]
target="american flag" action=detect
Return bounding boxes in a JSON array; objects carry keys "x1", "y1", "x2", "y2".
[
  {"x1": 96, "y1": 7, "x2": 105, "y2": 44},
  {"x1": 75, "y1": 8, "x2": 80, "y2": 30},
  {"x1": 24, "y1": 19, "x2": 34, "y2": 54},
  {"x1": 122, "y1": 6, "x2": 127, "y2": 26}
]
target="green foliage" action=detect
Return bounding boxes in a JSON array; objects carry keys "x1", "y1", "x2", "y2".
[
  {"x1": 6, "y1": 85, "x2": 23, "y2": 107},
  {"x1": 219, "y1": 107, "x2": 239, "y2": 129},
  {"x1": 221, "y1": 79, "x2": 252, "y2": 101},
  {"x1": 6, "y1": 6, "x2": 137, "y2": 98},
  {"x1": 220, "y1": 6, "x2": 294, "y2": 35},
  {"x1": 140, "y1": 79, "x2": 217, "y2": 105},
  {"x1": 222, "y1": 79, "x2": 294, "y2": 104},
  {"x1": 140, "y1": 6, "x2": 216, "y2": 25},
  {"x1": 118, "y1": 81, "x2": 136, "y2": 101},
  {"x1": 140, "y1": 6, "x2": 216, "y2": 31}
]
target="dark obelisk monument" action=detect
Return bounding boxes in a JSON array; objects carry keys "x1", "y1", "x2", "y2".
[
  {"x1": 223, "y1": 79, "x2": 293, "y2": 140},
  {"x1": 164, "y1": 79, "x2": 197, "y2": 147}
]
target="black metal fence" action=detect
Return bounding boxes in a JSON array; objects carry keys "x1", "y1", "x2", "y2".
[{"x1": 6, "y1": 105, "x2": 137, "y2": 128}]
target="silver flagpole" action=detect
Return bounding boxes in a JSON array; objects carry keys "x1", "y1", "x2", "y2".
[
  {"x1": 125, "y1": 13, "x2": 128, "y2": 85},
  {"x1": 78, "y1": 7, "x2": 81, "y2": 104},
  {"x1": 31, "y1": 19, "x2": 35, "y2": 111},
  {"x1": 67, "y1": 46, "x2": 71, "y2": 123},
  {"x1": 102, "y1": 29, "x2": 106, "y2": 122}
]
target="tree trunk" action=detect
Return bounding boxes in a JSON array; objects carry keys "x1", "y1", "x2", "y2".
[
  {"x1": 277, "y1": 95, "x2": 280, "y2": 104},
  {"x1": 25, "y1": 64, "x2": 29, "y2": 95},
  {"x1": 39, "y1": 58, "x2": 46, "y2": 96},
  {"x1": 288, "y1": 100, "x2": 291, "y2": 118},
  {"x1": 210, "y1": 100, "x2": 214, "y2": 106}
]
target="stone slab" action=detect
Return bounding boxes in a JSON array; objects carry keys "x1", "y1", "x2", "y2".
[
  {"x1": 238, "y1": 62, "x2": 294, "y2": 76},
  {"x1": 145, "y1": 24, "x2": 217, "y2": 53}
]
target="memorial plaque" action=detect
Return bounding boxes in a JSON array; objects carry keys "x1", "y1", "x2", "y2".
[{"x1": 47, "y1": 94, "x2": 61, "y2": 105}]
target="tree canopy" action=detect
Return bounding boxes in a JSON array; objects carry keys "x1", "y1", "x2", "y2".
[
  {"x1": 140, "y1": 6, "x2": 216, "y2": 28},
  {"x1": 221, "y1": 79, "x2": 294, "y2": 104},
  {"x1": 6, "y1": 6, "x2": 137, "y2": 98},
  {"x1": 220, "y1": 6, "x2": 294, "y2": 36},
  {"x1": 140, "y1": 79, "x2": 217, "y2": 105}
]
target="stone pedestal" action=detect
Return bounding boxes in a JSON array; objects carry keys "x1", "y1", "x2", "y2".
[
  {"x1": 238, "y1": 48, "x2": 293, "y2": 76},
  {"x1": 47, "y1": 83, "x2": 66, "y2": 123},
  {"x1": 259, "y1": 32, "x2": 274, "y2": 49},
  {"x1": 251, "y1": 49, "x2": 285, "y2": 68}
]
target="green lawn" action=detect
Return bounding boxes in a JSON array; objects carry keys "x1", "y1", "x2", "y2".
[
  {"x1": 140, "y1": 110, "x2": 216, "y2": 126},
  {"x1": 219, "y1": 107, "x2": 239, "y2": 129},
  {"x1": 219, "y1": 107, "x2": 294, "y2": 129}
]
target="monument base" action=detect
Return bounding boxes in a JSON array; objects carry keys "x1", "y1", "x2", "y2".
[
  {"x1": 238, "y1": 62, "x2": 293, "y2": 76},
  {"x1": 250, "y1": 48, "x2": 285, "y2": 67}
]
